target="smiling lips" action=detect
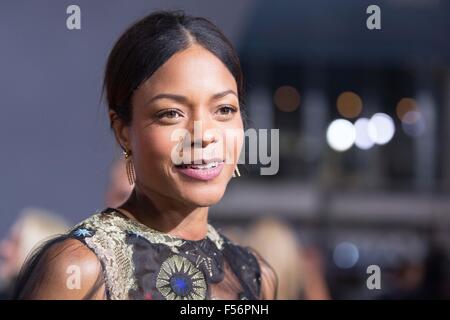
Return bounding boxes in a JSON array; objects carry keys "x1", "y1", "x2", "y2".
[{"x1": 175, "y1": 160, "x2": 225, "y2": 181}]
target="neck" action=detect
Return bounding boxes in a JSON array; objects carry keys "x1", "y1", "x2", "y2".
[{"x1": 117, "y1": 186, "x2": 209, "y2": 241}]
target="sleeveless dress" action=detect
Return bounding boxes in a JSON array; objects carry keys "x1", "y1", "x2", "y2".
[{"x1": 64, "y1": 208, "x2": 266, "y2": 300}]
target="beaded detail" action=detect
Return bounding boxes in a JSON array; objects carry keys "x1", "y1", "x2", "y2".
[{"x1": 69, "y1": 208, "x2": 226, "y2": 299}]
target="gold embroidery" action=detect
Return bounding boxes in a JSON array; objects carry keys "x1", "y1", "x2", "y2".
[
  {"x1": 183, "y1": 249, "x2": 215, "y2": 278},
  {"x1": 70, "y1": 212, "x2": 136, "y2": 300},
  {"x1": 206, "y1": 224, "x2": 224, "y2": 250},
  {"x1": 156, "y1": 255, "x2": 207, "y2": 300},
  {"x1": 69, "y1": 209, "x2": 224, "y2": 300}
]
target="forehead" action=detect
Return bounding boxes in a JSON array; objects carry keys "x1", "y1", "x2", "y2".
[{"x1": 139, "y1": 44, "x2": 238, "y2": 99}]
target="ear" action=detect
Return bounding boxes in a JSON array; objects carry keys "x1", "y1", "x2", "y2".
[{"x1": 109, "y1": 110, "x2": 131, "y2": 152}]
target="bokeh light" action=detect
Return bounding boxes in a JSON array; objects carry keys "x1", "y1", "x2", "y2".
[
  {"x1": 354, "y1": 118, "x2": 375, "y2": 150},
  {"x1": 402, "y1": 111, "x2": 426, "y2": 137},
  {"x1": 368, "y1": 113, "x2": 395, "y2": 145},
  {"x1": 326, "y1": 119, "x2": 356, "y2": 152},
  {"x1": 337, "y1": 91, "x2": 363, "y2": 119},
  {"x1": 333, "y1": 242, "x2": 360, "y2": 269},
  {"x1": 273, "y1": 85, "x2": 301, "y2": 112},
  {"x1": 396, "y1": 98, "x2": 417, "y2": 122}
]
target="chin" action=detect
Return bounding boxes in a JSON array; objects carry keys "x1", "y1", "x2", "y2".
[{"x1": 179, "y1": 183, "x2": 227, "y2": 207}]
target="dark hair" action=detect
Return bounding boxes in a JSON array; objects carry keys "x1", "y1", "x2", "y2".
[{"x1": 103, "y1": 10, "x2": 245, "y2": 126}]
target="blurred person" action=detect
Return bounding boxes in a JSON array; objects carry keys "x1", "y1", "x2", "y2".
[
  {"x1": 378, "y1": 262, "x2": 425, "y2": 299},
  {"x1": 422, "y1": 242, "x2": 449, "y2": 299},
  {"x1": 379, "y1": 242, "x2": 448, "y2": 299},
  {"x1": 301, "y1": 246, "x2": 331, "y2": 300},
  {"x1": 217, "y1": 225, "x2": 247, "y2": 244},
  {"x1": 104, "y1": 158, "x2": 134, "y2": 208},
  {"x1": 0, "y1": 207, "x2": 69, "y2": 299},
  {"x1": 241, "y1": 217, "x2": 330, "y2": 300},
  {"x1": 13, "y1": 10, "x2": 277, "y2": 300}
]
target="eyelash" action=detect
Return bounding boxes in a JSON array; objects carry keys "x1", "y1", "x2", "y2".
[
  {"x1": 155, "y1": 105, "x2": 238, "y2": 121},
  {"x1": 217, "y1": 104, "x2": 238, "y2": 116},
  {"x1": 155, "y1": 108, "x2": 182, "y2": 120}
]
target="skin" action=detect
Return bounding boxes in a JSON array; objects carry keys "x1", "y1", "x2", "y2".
[
  {"x1": 19, "y1": 239, "x2": 105, "y2": 300},
  {"x1": 0, "y1": 225, "x2": 20, "y2": 281},
  {"x1": 104, "y1": 159, "x2": 133, "y2": 208},
  {"x1": 111, "y1": 44, "x2": 244, "y2": 241},
  {"x1": 21, "y1": 44, "x2": 248, "y2": 299}
]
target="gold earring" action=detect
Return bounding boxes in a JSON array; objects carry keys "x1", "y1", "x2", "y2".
[
  {"x1": 123, "y1": 149, "x2": 136, "y2": 185},
  {"x1": 232, "y1": 165, "x2": 241, "y2": 178}
]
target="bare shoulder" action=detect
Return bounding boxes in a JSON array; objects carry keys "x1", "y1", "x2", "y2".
[{"x1": 17, "y1": 237, "x2": 105, "y2": 300}]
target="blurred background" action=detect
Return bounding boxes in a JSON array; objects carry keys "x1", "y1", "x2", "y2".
[{"x1": 1, "y1": 0, "x2": 449, "y2": 299}]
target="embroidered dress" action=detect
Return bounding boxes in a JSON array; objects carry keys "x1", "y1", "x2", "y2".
[{"x1": 16, "y1": 207, "x2": 277, "y2": 300}]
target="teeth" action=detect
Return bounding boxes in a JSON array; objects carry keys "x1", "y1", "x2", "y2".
[{"x1": 182, "y1": 161, "x2": 220, "y2": 169}]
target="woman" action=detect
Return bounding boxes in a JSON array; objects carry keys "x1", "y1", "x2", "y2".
[
  {"x1": 0, "y1": 207, "x2": 69, "y2": 299},
  {"x1": 14, "y1": 10, "x2": 278, "y2": 300},
  {"x1": 242, "y1": 217, "x2": 330, "y2": 300}
]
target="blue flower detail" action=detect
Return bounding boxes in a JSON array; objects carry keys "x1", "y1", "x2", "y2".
[
  {"x1": 73, "y1": 228, "x2": 92, "y2": 238},
  {"x1": 156, "y1": 255, "x2": 206, "y2": 300},
  {"x1": 170, "y1": 275, "x2": 191, "y2": 296}
]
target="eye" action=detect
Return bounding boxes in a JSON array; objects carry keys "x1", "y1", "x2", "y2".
[
  {"x1": 216, "y1": 105, "x2": 238, "y2": 118},
  {"x1": 155, "y1": 109, "x2": 184, "y2": 121}
]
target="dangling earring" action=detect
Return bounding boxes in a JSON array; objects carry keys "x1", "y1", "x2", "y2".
[
  {"x1": 123, "y1": 149, "x2": 136, "y2": 185},
  {"x1": 232, "y1": 165, "x2": 241, "y2": 178}
]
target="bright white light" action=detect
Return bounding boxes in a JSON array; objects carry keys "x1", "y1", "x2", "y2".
[
  {"x1": 326, "y1": 119, "x2": 356, "y2": 152},
  {"x1": 368, "y1": 113, "x2": 395, "y2": 145},
  {"x1": 354, "y1": 118, "x2": 375, "y2": 150},
  {"x1": 333, "y1": 242, "x2": 359, "y2": 269}
]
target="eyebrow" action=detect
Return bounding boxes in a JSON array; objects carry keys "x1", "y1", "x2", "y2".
[
  {"x1": 211, "y1": 89, "x2": 238, "y2": 100},
  {"x1": 145, "y1": 89, "x2": 238, "y2": 106}
]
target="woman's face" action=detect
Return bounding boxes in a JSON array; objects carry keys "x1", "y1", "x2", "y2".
[{"x1": 115, "y1": 44, "x2": 244, "y2": 208}]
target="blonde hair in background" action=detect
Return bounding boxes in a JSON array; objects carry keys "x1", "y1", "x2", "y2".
[
  {"x1": 241, "y1": 217, "x2": 304, "y2": 300},
  {"x1": 13, "y1": 207, "x2": 69, "y2": 269}
]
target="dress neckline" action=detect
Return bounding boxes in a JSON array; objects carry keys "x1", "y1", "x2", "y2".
[{"x1": 102, "y1": 207, "x2": 225, "y2": 250}]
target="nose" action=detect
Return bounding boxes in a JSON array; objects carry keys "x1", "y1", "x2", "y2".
[
  {"x1": 191, "y1": 132, "x2": 217, "y2": 149},
  {"x1": 187, "y1": 113, "x2": 221, "y2": 149}
]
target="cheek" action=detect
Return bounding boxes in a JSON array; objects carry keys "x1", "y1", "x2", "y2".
[
  {"x1": 224, "y1": 126, "x2": 244, "y2": 164},
  {"x1": 132, "y1": 127, "x2": 177, "y2": 170}
]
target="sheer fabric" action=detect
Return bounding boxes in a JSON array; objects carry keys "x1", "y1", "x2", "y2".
[{"x1": 14, "y1": 208, "x2": 277, "y2": 300}]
